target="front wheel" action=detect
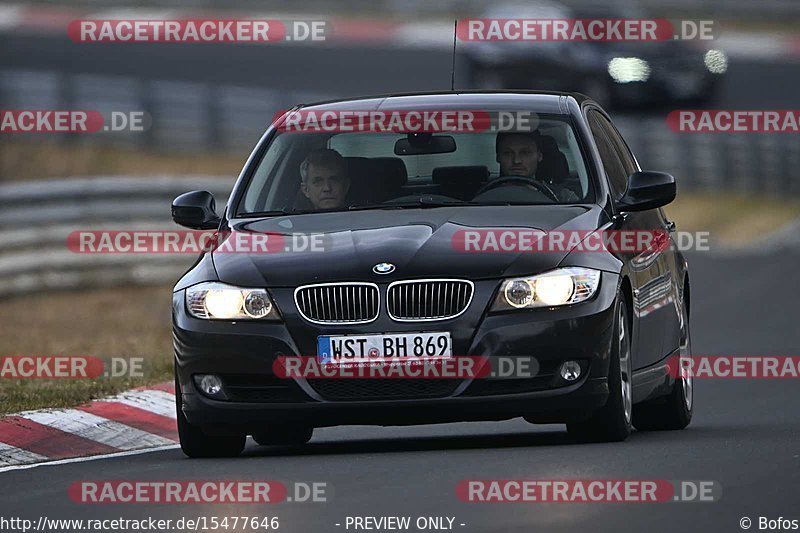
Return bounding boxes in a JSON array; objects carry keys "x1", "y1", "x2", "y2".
[
  {"x1": 633, "y1": 291, "x2": 693, "y2": 431},
  {"x1": 175, "y1": 369, "x2": 246, "y2": 458},
  {"x1": 567, "y1": 295, "x2": 632, "y2": 442}
]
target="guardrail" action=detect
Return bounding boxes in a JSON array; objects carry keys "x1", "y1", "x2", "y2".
[
  {"x1": 0, "y1": 176, "x2": 233, "y2": 298},
  {"x1": 614, "y1": 117, "x2": 800, "y2": 197}
]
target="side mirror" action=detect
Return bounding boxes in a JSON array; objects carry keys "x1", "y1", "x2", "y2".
[
  {"x1": 617, "y1": 171, "x2": 676, "y2": 212},
  {"x1": 171, "y1": 190, "x2": 220, "y2": 230}
]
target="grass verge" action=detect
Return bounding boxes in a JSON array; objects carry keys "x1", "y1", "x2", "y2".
[
  {"x1": 0, "y1": 285, "x2": 174, "y2": 415},
  {"x1": 665, "y1": 192, "x2": 800, "y2": 247}
]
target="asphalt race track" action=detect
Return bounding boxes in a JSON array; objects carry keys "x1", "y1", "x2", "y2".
[{"x1": 0, "y1": 249, "x2": 798, "y2": 532}]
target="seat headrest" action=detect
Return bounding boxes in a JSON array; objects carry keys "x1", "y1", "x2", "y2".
[
  {"x1": 536, "y1": 135, "x2": 570, "y2": 183},
  {"x1": 369, "y1": 157, "x2": 408, "y2": 189},
  {"x1": 342, "y1": 156, "x2": 407, "y2": 204},
  {"x1": 432, "y1": 165, "x2": 489, "y2": 185},
  {"x1": 343, "y1": 156, "x2": 370, "y2": 181}
]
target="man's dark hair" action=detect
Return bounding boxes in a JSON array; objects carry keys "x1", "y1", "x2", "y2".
[
  {"x1": 495, "y1": 131, "x2": 542, "y2": 154},
  {"x1": 300, "y1": 148, "x2": 346, "y2": 183}
]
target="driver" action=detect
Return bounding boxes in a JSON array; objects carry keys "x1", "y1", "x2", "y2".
[
  {"x1": 300, "y1": 148, "x2": 350, "y2": 210},
  {"x1": 495, "y1": 131, "x2": 579, "y2": 202}
]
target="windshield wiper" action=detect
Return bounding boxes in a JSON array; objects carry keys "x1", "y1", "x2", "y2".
[{"x1": 349, "y1": 198, "x2": 510, "y2": 211}]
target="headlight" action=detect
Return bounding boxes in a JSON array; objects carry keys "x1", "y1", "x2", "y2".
[
  {"x1": 492, "y1": 267, "x2": 601, "y2": 311},
  {"x1": 186, "y1": 282, "x2": 280, "y2": 320}
]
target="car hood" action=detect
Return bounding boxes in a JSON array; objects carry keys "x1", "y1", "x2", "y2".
[{"x1": 213, "y1": 205, "x2": 608, "y2": 287}]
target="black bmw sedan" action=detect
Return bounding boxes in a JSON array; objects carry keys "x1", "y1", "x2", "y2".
[{"x1": 171, "y1": 91, "x2": 693, "y2": 457}]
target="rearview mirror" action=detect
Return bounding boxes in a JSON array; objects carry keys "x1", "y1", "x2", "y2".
[
  {"x1": 394, "y1": 134, "x2": 456, "y2": 155},
  {"x1": 617, "y1": 171, "x2": 676, "y2": 212},
  {"x1": 171, "y1": 190, "x2": 220, "y2": 230}
]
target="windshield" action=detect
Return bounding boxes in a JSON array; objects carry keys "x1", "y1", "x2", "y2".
[{"x1": 237, "y1": 114, "x2": 593, "y2": 216}]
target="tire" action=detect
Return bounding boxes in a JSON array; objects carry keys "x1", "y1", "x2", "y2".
[
  {"x1": 253, "y1": 426, "x2": 314, "y2": 446},
  {"x1": 175, "y1": 369, "x2": 246, "y2": 458},
  {"x1": 567, "y1": 295, "x2": 632, "y2": 442},
  {"x1": 633, "y1": 290, "x2": 693, "y2": 431}
]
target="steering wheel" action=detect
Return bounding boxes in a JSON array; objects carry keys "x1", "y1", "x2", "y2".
[{"x1": 474, "y1": 176, "x2": 559, "y2": 202}]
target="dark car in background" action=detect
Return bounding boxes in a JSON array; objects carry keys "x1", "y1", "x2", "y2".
[
  {"x1": 171, "y1": 91, "x2": 693, "y2": 457},
  {"x1": 462, "y1": 1, "x2": 727, "y2": 107}
]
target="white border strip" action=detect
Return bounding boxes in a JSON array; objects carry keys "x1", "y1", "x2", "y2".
[
  {"x1": 19, "y1": 409, "x2": 175, "y2": 450},
  {"x1": 0, "y1": 442, "x2": 48, "y2": 467},
  {"x1": 0, "y1": 445, "x2": 180, "y2": 474},
  {"x1": 101, "y1": 389, "x2": 177, "y2": 419}
]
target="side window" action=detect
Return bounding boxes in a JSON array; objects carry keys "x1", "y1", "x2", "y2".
[
  {"x1": 596, "y1": 115, "x2": 638, "y2": 176},
  {"x1": 588, "y1": 112, "x2": 628, "y2": 200}
]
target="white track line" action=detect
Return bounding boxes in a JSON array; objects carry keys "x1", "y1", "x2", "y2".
[
  {"x1": 0, "y1": 445, "x2": 180, "y2": 474},
  {"x1": 0, "y1": 442, "x2": 48, "y2": 467},
  {"x1": 19, "y1": 409, "x2": 175, "y2": 450},
  {"x1": 102, "y1": 389, "x2": 177, "y2": 419}
]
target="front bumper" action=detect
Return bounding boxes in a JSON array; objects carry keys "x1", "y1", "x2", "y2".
[{"x1": 173, "y1": 273, "x2": 619, "y2": 430}]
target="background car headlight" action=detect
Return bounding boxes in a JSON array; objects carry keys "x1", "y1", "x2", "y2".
[
  {"x1": 492, "y1": 267, "x2": 601, "y2": 311},
  {"x1": 607, "y1": 57, "x2": 651, "y2": 83},
  {"x1": 704, "y1": 49, "x2": 728, "y2": 74},
  {"x1": 186, "y1": 282, "x2": 280, "y2": 320}
]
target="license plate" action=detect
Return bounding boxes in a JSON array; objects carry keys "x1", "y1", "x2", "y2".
[{"x1": 317, "y1": 332, "x2": 452, "y2": 365}]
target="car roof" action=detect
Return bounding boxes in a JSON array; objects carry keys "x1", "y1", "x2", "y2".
[{"x1": 296, "y1": 90, "x2": 592, "y2": 115}]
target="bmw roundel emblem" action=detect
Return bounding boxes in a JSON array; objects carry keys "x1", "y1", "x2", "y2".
[{"x1": 373, "y1": 262, "x2": 396, "y2": 275}]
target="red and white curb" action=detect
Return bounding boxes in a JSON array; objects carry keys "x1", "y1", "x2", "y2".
[{"x1": 0, "y1": 382, "x2": 178, "y2": 471}]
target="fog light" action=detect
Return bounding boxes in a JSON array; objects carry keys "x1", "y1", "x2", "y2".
[
  {"x1": 559, "y1": 361, "x2": 582, "y2": 381},
  {"x1": 196, "y1": 374, "x2": 225, "y2": 398}
]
